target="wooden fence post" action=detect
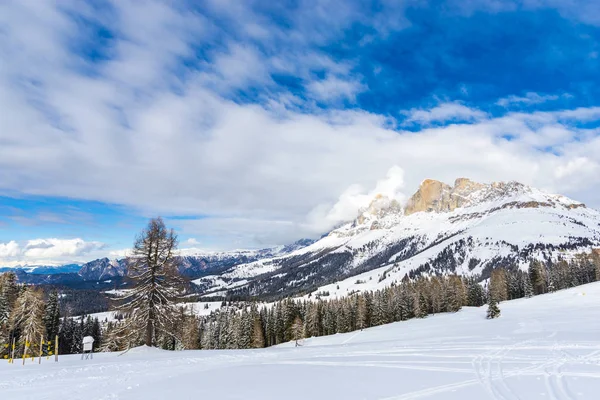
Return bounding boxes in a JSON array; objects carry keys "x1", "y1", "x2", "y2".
[
  {"x1": 10, "y1": 337, "x2": 16, "y2": 364},
  {"x1": 39, "y1": 335, "x2": 43, "y2": 364},
  {"x1": 22, "y1": 335, "x2": 28, "y2": 366}
]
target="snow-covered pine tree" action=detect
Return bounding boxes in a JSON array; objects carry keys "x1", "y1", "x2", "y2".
[
  {"x1": 486, "y1": 296, "x2": 501, "y2": 319},
  {"x1": 0, "y1": 286, "x2": 9, "y2": 357},
  {"x1": 524, "y1": 272, "x2": 534, "y2": 298},
  {"x1": 0, "y1": 272, "x2": 19, "y2": 306},
  {"x1": 305, "y1": 301, "x2": 322, "y2": 337},
  {"x1": 237, "y1": 309, "x2": 253, "y2": 349},
  {"x1": 43, "y1": 290, "x2": 61, "y2": 341},
  {"x1": 117, "y1": 217, "x2": 183, "y2": 347},
  {"x1": 71, "y1": 317, "x2": 84, "y2": 354},
  {"x1": 100, "y1": 321, "x2": 125, "y2": 352}
]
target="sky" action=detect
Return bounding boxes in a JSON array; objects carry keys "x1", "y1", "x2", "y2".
[{"x1": 1, "y1": 0, "x2": 600, "y2": 266}]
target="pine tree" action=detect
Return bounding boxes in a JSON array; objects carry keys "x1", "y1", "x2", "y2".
[
  {"x1": 0, "y1": 272, "x2": 19, "y2": 306},
  {"x1": 100, "y1": 322, "x2": 125, "y2": 352},
  {"x1": 529, "y1": 260, "x2": 547, "y2": 295},
  {"x1": 413, "y1": 291, "x2": 427, "y2": 318},
  {"x1": 237, "y1": 309, "x2": 253, "y2": 349},
  {"x1": 90, "y1": 318, "x2": 102, "y2": 351},
  {"x1": 0, "y1": 285, "x2": 10, "y2": 357},
  {"x1": 44, "y1": 290, "x2": 61, "y2": 341},
  {"x1": 591, "y1": 250, "x2": 600, "y2": 281},
  {"x1": 467, "y1": 279, "x2": 486, "y2": 306},
  {"x1": 523, "y1": 272, "x2": 534, "y2": 298},
  {"x1": 486, "y1": 297, "x2": 501, "y2": 319},
  {"x1": 116, "y1": 217, "x2": 183, "y2": 347},
  {"x1": 0, "y1": 287, "x2": 9, "y2": 326},
  {"x1": 71, "y1": 317, "x2": 84, "y2": 354}
]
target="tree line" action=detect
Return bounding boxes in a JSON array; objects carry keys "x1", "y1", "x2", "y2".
[
  {"x1": 0, "y1": 272, "x2": 104, "y2": 359},
  {"x1": 3, "y1": 216, "x2": 599, "y2": 355},
  {"x1": 101, "y1": 250, "x2": 600, "y2": 351}
]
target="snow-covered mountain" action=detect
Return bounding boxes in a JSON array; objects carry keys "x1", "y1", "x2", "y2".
[
  {"x1": 193, "y1": 178, "x2": 600, "y2": 299},
  {"x1": 78, "y1": 258, "x2": 128, "y2": 281},
  {"x1": 5, "y1": 239, "x2": 315, "y2": 286}
]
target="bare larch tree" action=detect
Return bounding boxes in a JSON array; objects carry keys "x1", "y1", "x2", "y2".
[{"x1": 118, "y1": 217, "x2": 183, "y2": 347}]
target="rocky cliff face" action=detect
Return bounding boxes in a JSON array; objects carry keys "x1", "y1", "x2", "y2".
[
  {"x1": 404, "y1": 178, "x2": 584, "y2": 215},
  {"x1": 404, "y1": 178, "x2": 485, "y2": 215}
]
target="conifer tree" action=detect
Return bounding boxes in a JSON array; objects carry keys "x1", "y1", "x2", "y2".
[
  {"x1": 44, "y1": 290, "x2": 61, "y2": 341},
  {"x1": 0, "y1": 286, "x2": 10, "y2": 357},
  {"x1": 486, "y1": 297, "x2": 501, "y2": 319},
  {"x1": 529, "y1": 260, "x2": 547, "y2": 295},
  {"x1": 467, "y1": 279, "x2": 486, "y2": 306},
  {"x1": 100, "y1": 322, "x2": 125, "y2": 352},
  {"x1": 116, "y1": 217, "x2": 183, "y2": 347},
  {"x1": 523, "y1": 272, "x2": 534, "y2": 298}
]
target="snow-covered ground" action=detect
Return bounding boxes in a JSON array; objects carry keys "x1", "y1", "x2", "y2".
[{"x1": 3, "y1": 283, "x2": 600, "y2": 399}]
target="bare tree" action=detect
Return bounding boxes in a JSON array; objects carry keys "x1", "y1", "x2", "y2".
[
  {"x1": 10, "y1": 287, "x2": 45, "y2": 356},
  {"x1": 117, "y1": 217, "x2": 183, "y2": 347},
  {"x1": 291, "y1": 316, "x2": 304, "y2": 347}
]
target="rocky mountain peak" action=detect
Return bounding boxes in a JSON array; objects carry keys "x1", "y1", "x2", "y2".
[
  {"x1": 404, "y1": 178, "x2": 528, "y2": 215},
  {"x1": 405, "y1": 179, "x2": 456, "y2": 215}
]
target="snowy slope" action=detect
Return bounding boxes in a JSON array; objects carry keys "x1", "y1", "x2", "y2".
[
  {"x1": 3, "y1": 283, "x2": 600, "y2": 399},
  {"x1": 194, "y1": 179, "x2": 600, "y2": 298}
]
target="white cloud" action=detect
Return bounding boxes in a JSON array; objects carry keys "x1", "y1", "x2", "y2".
[
  {"x1": 307, "y1": 165, "x2": 406, "y2": 232},
  {"x1": 0, "y1": 238, "x2": 106, "y2": 266},
  {"x1": 403, "y1": 102, "x2": 488, "y2": 125},
  {"x1": 306, "y1": 75, "x2": 366, "y2": 102},
  {"x1": 496, "y1": 92, "x2": 568, "y2": 107},
  {"x1": 0, "y1": 241, "x2": 20, "y2": 258},
  {"x1": 1, "y1": 1, "x2": 600, "y2": 253}
]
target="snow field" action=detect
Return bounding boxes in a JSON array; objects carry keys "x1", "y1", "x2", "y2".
[{"x1": 2, "y1": 282, "x2": 600, "y2": 399}]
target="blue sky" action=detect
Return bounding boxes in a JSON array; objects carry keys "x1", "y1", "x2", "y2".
[{"x1": 1, "y1": 0, "x2": 600, "y2": 265}]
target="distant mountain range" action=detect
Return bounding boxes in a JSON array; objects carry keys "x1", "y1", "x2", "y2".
[
  {"x1": 192, "y1": 178, "x2": 600, "y2": 300},
  {"x1": 0, "y1": 239, "x2": 315, "y2": 286}
]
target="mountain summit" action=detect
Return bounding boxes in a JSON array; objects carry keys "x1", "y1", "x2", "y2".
[
  {"x1": 405, "y1": 178, "x2": 583, "y2": 215},
  {"x1": 193, "y1": 178, "x2": 600, "y2": 300}
]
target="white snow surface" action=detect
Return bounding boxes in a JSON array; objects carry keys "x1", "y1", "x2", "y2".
[{"x1": 3, "y1": 282, "x2": 600, "y2": 399}]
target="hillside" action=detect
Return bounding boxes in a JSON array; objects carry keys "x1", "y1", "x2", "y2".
[
  {"x1": 194, "y1": 178, "x2": 600, "y2": 299},
  {"x1": 3, "y1": 282, "x2": 600, "y2": 399}
]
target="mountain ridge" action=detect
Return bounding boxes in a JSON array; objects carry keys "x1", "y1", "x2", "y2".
[{"x1": 192, "y1": 178, "x2": 600, "y2": 300}]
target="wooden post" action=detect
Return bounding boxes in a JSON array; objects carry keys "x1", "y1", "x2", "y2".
[
  {"x1": 55, "y1": 335, "x2": 58, "y2": 362},
  {"x1": 22, "y1": 336, "x2": 28, "y2": 366},
  {"x1": 10, "y1": 337, "x2": 16, "y2": 364},
  {"x1": 39, "y1": 335, "x2": 43, "y2": 364}
]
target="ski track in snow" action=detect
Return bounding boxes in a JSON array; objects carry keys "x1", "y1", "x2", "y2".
[{"x1": 4, "y1": 283, "x2": 600, "y2": 399}]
